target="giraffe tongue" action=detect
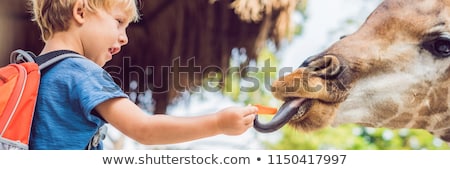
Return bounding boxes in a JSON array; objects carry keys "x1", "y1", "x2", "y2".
[{"x1": 253, "y1": 98, "x2": 306, "y2": 133}]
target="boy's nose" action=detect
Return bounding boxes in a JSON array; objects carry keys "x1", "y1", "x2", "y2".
[{"x1": 119, "y1": 33, "x2": 128, "y2": 46}]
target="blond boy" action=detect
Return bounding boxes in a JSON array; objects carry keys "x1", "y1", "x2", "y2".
[{"x1": 29, "y1": 0, "x2": 257, "y2": 149}]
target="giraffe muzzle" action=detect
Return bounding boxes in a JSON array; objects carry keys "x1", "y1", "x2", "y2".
[{"x1": 254, "y1": 54, "x2": 345, "y2": 133}]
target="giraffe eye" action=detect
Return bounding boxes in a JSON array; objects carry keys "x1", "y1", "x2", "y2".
[
  {"x1": 423, "y1": 34, "x2": 450, "y2": 58},
  {"x1": 433, "y1": 38, "x2": 450, "y2": 57}
]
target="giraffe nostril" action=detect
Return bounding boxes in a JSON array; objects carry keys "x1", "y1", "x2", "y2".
[{"x1": 303, "y1": 55, "x2": 342, "y2": 78}]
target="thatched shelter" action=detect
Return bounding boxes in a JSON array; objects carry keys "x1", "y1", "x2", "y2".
[{"x1": 0, "y1": 0, "x2": 300, "y2": 113}]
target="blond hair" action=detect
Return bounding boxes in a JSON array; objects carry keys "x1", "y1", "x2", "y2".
[{"x1": 29, "y1": 0, "x2": 140, "y2": 41}]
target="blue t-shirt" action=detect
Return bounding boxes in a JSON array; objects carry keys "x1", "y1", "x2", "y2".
[{"x1": 29, "y1": 50, "x2": 128, "y2": 150}]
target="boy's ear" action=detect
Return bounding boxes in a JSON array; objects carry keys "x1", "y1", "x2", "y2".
[{"x1": 73, "y1": 0, "x2": 86, "y2": 24}]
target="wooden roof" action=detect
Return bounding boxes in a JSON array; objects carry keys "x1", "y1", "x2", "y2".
[{"x1": 0, "y1": 0, "x2": 300, "y2": 113}]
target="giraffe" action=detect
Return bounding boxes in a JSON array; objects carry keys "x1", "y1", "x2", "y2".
[{"x1": 254, "y1": 0, "x2": 450, "y2": 142}]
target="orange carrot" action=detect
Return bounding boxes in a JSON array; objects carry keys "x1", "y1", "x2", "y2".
[{"x1": 254, "y1": 104, "x2": 278, "y2": 115}]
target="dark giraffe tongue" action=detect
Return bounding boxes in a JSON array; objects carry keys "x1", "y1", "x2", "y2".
[{"x1": 253, "y1": 98, "x2": 306, "y2": 133}]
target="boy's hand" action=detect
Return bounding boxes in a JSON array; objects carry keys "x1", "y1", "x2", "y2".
[{"x1": 216, "y1": 105, "x2": 258, "y2": 135}]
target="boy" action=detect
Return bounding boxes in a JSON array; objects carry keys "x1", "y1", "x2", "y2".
[{"x1": 29, "y1": 0, "x2": 258, "y2": 149}]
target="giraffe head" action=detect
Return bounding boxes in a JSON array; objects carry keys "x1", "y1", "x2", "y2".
[{"x1": 255, "y1": 0, "x2": 450, "y2": 141}]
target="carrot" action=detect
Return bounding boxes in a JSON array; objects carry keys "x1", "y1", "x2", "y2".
[{"x1": 253, "y1": 104, "x2": 278, "y2": 115}]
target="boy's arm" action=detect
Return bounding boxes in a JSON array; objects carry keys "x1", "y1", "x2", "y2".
[{"x1": 95, "y1": 97, "x2": 257, "y2": 145}]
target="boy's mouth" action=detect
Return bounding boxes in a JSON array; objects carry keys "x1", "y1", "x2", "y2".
[{"x1": 109, "y1": 47, "x2": 121, "y2": 55}]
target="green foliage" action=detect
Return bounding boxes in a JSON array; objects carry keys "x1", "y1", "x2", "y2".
[
  {"x1": 296, "y1": 0, "x2": 308, "y2": 12},
  {"x1": 223, "y1": 47, "x2": 282, "y2": 106},
  {"x1": 292, "y1": 0, "x2": 308, "y2": 36},
  {"x1": 264, "y1": 125, "x2": 450, "y2": 150}
]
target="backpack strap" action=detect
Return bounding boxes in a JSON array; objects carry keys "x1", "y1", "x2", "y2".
[
  {"x1": 10, "y1": 49, "x2": 84, "y2": 71},
  {"x1": 10, "y1": 49, "x2": 36, "y2": 63},
  {"x1": 86, "y1": 125, "x2": 108, "y2": 150},
  {"x1": 35, "y1": 53, "x2": 85, "y2": 71}
]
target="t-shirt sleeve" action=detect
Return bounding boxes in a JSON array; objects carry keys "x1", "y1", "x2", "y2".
[{"x1": 72, "y1": 61, "x2": 129, "y2": 122}]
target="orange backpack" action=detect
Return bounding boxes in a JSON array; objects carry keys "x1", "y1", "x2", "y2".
[{"x1": 0, "y1": 49, "x2": 83, "y2": 150}]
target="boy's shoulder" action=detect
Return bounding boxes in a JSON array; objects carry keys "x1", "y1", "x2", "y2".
[
  {"x1": 38, "y1": 51, "x2": 108, "y2": 84},
  {"x1": 39, "y1": 50, "x2": 122, "y2": 94},
  {"x1": 39, "y1": 50, "x2": 102, "y2": 73}
]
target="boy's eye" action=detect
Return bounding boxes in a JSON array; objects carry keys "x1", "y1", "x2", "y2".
[
  {"x1": 114, "y1": 17, "x2": 130, "y2": 28},
  {"x1": 115, "y1": 17, "x2": 126, "y2": 24}
]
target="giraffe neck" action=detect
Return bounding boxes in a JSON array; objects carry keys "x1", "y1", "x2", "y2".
[{"x1": 333, "y1": 67, "x2": 450, "y2": 142}]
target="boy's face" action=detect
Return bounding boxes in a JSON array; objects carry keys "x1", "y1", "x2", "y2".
[{"x1": 79, "y1": 5, "x2": 130, "y2": 67}]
